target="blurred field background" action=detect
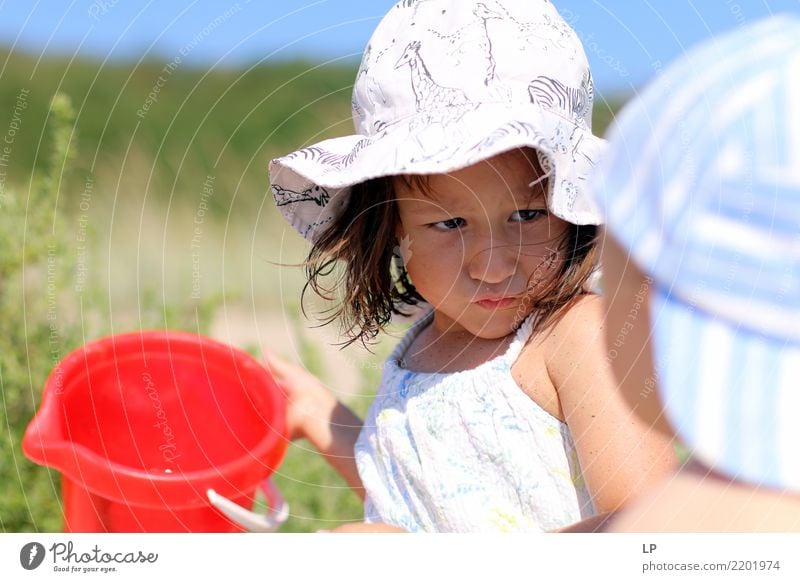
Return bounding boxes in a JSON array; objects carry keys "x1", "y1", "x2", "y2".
[{"x1": 0, "y1": 45, "x2": 621, "y2": 533}]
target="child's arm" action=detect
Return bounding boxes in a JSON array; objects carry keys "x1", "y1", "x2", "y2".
[
  {"x1": 327, "y1": 522, "x2": 407, "y2": 533},
  {"x1": 609, "y1": 459, "x2": 800, "y2": 532},
  {"x1": 263, "y1": 350, "x2": 365, "y2": 498},
  {"x1": 553, "y1": 512, "x2": 615, "y2": 532},
  {"x1": 542, "y1": 295, "x2": 677, "y2": 513}
]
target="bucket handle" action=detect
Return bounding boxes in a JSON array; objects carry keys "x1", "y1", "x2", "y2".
[{"x1": 207, "y1": 479, "x2": 289, "y2": 532}]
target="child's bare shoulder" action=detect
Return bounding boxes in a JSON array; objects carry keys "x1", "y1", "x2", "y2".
[
  {"x1": 537, "y1": 293, "x2": 610, "y2": 398},
  {"x1": 544, "y1": 293, "x2": 605, "y2": 350},
  {"x1": 513, "y1": 295, "x2": 606, "y2": 417},
  {"x1": 516, "y1": 294, "x2": 604, "y2": 364}
]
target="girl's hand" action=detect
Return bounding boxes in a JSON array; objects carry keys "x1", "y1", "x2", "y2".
[
  {"x1": 262, "y1": 348, "x2": 336, "y2": 441},
  {"x1": 324, "y1": 521, "x2": 407, "y2": 533},
  {"x1": 262, "y1": 348, "x2": 366, "y2": 497}
]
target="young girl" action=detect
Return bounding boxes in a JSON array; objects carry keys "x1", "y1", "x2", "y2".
[{"x1": 266, "y1": 0, "x2": 675, "y2": 532}]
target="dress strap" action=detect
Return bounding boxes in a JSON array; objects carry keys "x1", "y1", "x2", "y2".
[
  {"x1": 389, "y1": 308, "x2": 434, "y2": 364},
  {"x1": 504, "y1": 311, "x2": 539, "y2": 364},
  {"x1": 391, "y1": 308, "x2": 537, "y2": 367}
]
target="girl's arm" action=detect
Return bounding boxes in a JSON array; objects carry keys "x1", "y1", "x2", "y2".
[
  {"x1": 328, "y1": 522, "x2": 407, "y2": 533},
  {"x1": 542, "y1": 295, "x2": 677, "y2": 513},
  {"x1": 609, "y1": 459, "x2": 800, "y2": 532},
  {"x1": 263, "y1": 350, "x2": 365, "y2": 498},
  {"x1": 553, "y1": 512, "x2": 615, "y2": 532}
]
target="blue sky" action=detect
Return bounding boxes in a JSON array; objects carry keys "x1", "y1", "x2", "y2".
[{"x1": 1, "y1": 0, "x2": 798, "y2": 94}]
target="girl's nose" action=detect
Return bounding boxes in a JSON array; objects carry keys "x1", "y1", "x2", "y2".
[{"x1": 467, "y1": 243, "x2": 519, "y2": 285}]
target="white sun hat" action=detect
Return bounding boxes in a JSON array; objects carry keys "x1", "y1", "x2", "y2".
[
  {"x1": 270, "y1": 0, "x2": 605, "y2": 241},
  {"x1": 593, "y1": 15, "x2": 800, "y2": 490}
]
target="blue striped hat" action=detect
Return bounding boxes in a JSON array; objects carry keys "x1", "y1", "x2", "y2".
[{"x1": 593, "y1": 15, "x2": 800, "y2": 490}]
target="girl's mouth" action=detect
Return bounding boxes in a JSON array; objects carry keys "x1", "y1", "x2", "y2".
[{"x1": 474, "y1": 297, "x2": 518, "y2": 309}]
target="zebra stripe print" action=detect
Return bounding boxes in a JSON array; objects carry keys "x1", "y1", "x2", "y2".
[
  {"x1": 397, "y1": 0, "x2": 430, "y2": 8},
  {"x1": 286, "y1": 138, "x2": 372, "y2": 169},
  {"x1": 528, "y1": 75, "x2": 591, "y2": 122}
]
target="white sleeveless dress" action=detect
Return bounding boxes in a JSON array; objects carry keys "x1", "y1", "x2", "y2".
[{"x1": 355, "y1": 309, "x2": 595, "y2": 532}]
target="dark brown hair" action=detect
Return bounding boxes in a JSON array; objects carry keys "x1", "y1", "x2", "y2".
[{"x1": 302, "y1": 174, "x2": 598, "y2": 347}]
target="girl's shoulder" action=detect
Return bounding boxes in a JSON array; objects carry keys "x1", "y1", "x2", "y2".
[
  {"x1": 520, "y1": 294, "x2": 605, "y2": 360},
  {"x1": 548, "y1": 292, "x2": 605, "y2": 338},
  {"x1": 534, "y1": 292, "x2": 620, "y2": 412},
  {"x1": 542, "y1": 293, "x2": 606, "y2": 371},
  {"x1": 512, "y1": 294, "x2": 605, "y2": 419},
  {"x1": 516, "y1": 294, "x2": 607, "y2": 399}
]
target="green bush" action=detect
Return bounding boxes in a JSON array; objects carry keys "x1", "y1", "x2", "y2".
[
  {"x1": 0, "y1": 93, "x2": 79, "y2": 532},
  {"x1": 0, "y1": 94, "x2": 218, "y2": 532}
]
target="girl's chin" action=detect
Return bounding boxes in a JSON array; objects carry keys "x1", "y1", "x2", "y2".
[
  {"x1": 465, "y1": 317, "x2": 524, "y2": 340},
  {"x1": 432, "y1": 305, "x2": 527, "y2": 339}
]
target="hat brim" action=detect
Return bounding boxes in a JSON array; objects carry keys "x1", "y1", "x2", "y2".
[
  {"x1": 270, "y1": 103, "x2": 605, "y2": 241},
  {"x1": 650, "y1": 286, "x2": 800, "y2": 491}
]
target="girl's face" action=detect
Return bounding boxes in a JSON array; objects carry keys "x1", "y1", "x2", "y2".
[{"x1": 394, "y1": 148, "x2": 569, "y2": 339}]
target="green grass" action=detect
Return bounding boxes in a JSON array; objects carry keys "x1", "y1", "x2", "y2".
[
  {"x1": 0, "y1": 47, "x2": 357, "y2": 215},
  {"x1": 270, "y1": 441, "x2": 365, "y2": 532}
]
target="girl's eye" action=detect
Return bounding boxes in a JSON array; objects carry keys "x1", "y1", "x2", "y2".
[
  {"x1": 432, "y1": 217, "x2": 466, "y2": 230},
  {"x1": 511, "y1": 209, "x2": 546, "y2": 222}
]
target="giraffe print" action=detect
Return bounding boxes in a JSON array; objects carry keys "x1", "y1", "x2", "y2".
[
  {"x1": 353, "y1": 44, "x2": 390, "y2": 132},
  {"x1": 394, "y1": 40, "x2": 472, "y2": 111},
  {"x1": 489, "y1": 0, "x2": 572, "y2": 50},
  {"x1": 428, "y1": 17, "x2": 476, "y2": 49},
  {"x1": 301, "y1": 216, "x2": 333, "y2": 240},
  {"x1": 427, "y1": 3, "x2": 503, "y2": 88},
  {"x1": 393, "y1": 40, "x2": 477, "y2": 162},
  {"x1": 473, "y1": 3, "x2": 503, "y2": 85},
  {"x1": 272, "y1": 184, "x2": 331, "y2": 207}
]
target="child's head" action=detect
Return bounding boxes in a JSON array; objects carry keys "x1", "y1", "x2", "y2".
[
  {"x1": 306, "y1": 148, "x2": 598, "y2": 344},
  {"x1": 270, "y1": 0, "x2": 605, "y2": 344},
  {"x1": 594, "y1": 15, "x2": 800, "y2": 490}
]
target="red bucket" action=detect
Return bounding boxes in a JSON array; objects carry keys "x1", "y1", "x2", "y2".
[{"x1": 22, "y1": 331, "x2": 289, "y2": 532}]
